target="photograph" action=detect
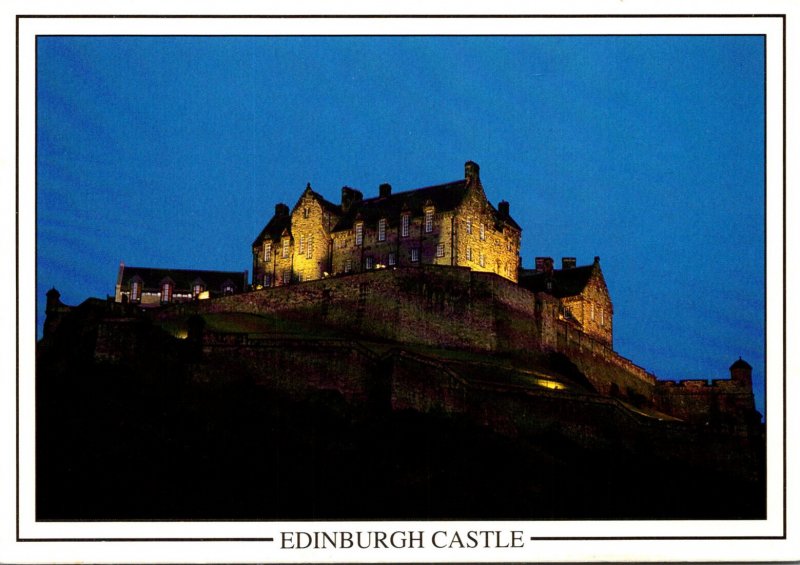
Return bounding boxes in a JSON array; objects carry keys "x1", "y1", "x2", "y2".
[{"x1": 6, "y1": 6, "x2": 795, "y2": 564}]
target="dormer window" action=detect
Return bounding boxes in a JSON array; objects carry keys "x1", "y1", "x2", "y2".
[
  {"x1": 424, "y1": 208, "x2": 434, "y2": 233},
  {"x1": 161, "y1": 281, "x2": 173, "y2": 303},
  {"x1": 378, "y1": 218, "x2": 386, "y2": 242},
  {"x1": 355, "y1": 222, "x2": 364, "y2": 246},
  {"x1": 264, "y1": 242, "x2": 272, "y2": 262},
  {"x1": 401, "y1": 214, "x2": 410, "y2": 237}
]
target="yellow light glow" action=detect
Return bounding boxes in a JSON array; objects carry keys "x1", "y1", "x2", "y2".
[{"x1": 198, "y1": 290, "x2": 210, "y2": 300}]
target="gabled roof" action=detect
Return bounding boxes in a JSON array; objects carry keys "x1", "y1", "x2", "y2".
[
  {"x1": 518, "y1": 264, "x2": 598, "y2": 298},
  {"x1": 298, "y1": 186, "x2": 341, "y2": 217},
  {"x1": 252, "y1": 212, "x2": 291, "y2": 247},
  {"x1": 334, "y1": 180, "x2": 470, "y2": 231},
  {"x1": 119, "y1": 266, "x2": 247, "y2": 292}
]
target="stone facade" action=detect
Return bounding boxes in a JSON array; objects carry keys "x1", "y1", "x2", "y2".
[{"x1": 252, "y1": 161, "x2": 521, "y2": 286}]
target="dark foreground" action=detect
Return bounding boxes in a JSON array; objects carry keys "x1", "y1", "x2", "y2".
[{"x1": 36, "y1": 357, "x2": 765, "y2": 521}]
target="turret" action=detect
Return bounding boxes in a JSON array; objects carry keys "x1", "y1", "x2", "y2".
[{"x1": 730, "y1": 357, "x2": 753, "y2": 388}]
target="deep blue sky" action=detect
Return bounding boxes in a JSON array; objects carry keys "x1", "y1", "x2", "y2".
[{"x1": 36, "y1": 35, "x2": 766, "y2": 416}]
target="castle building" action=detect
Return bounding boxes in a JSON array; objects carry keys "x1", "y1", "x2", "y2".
[
  {"x1": 251, "y1": 161, "x2": 522, "y2": 287},
  {"x1": 114, "y1": 264, "x2": 248, "y2": 306},
  {"x1": 519, "y1": 256, "x2": 613, "y2": 347}
]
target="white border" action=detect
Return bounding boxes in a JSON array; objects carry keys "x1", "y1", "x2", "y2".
[{"x1": 5, "y1": 4, "x2": 796, "y2": 564}]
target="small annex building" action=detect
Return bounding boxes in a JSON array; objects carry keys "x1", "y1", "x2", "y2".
[
  {"x1": 114, "y1": 264, "x2": 248, "y2": 307},
  {"x1": 518, "y1": 256, "x2": 613, "y2": 347},
  {"x1": 252, "y1": 161, "x2": 522, "y2": 288}
]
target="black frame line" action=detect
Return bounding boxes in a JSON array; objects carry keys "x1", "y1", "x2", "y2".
[{"x1": 16, "y1": 13, "x2": 787, "y2": 544}]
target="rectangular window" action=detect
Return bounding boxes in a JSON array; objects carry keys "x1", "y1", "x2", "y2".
[
  {"x1": 424, "y1": 209, "x2": 433, "y2": 233},
  {"x1": 436, "y1": 243, "x2": 445, "y2": 257},
  {"x1": 192, "y1": 284, "x2": 203, "y2": 297},
  {"x1": 344, "y1": 259, "x2": 352, "y2": 273},
  {"x1": 161, "y1": 283, "x2": 172, "y2": 302},
  {"x1": 466, "y1": 247, "x2": 472, "y2": 261},
  {"x1": 264, "y1": 243, "x2": 271, "y2": 262},
  {"x1": 401, "y1": 214, "x2": 409, "y2": 237},
  {"x1": 355, "y1": 223, "x2": 363, "y2": 246},
  {"x1": 365, "y1": 256, "x2": 374, "y2": 270},
  {"x1": 282, "y1": 239, "x2": 289, "y2": 258},
  {"x1": 388, "y1": 252, "x2": 396, "y2": 266},
  {"x1": 466, "y1": 218, "x2": 472, "y2": 235},
  {"x1": 283, "y1": 270, "x2": 290, "y2": 284},
  {"x1": 411, "y1": 248, "x2": 419, "y2": 262},
  {"x1": 264, "y1": 274, "x2": 271, "y2": 287},
  {"x1": 307, "y1": 236, "x2": 313, "y2": 259},
  {"x1": 480, "y1": 223, "x2": 485, "y2": 241},
  {"x1": 299, "y1": 235, "x2": 305, "y2": 254},
  {"x1": 378, "y1": 218, "x2": 386, "y2": 242},
  {"x1": 479, "y1": 253, "x2": 485, "y2": 267}
]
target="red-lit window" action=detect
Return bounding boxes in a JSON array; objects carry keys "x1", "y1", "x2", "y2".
[
  {"x1": 130, "y1": 281, "x2": 141, "y2": 302},
  {"x1": 161, "y1": 282, "x2": 172, "y2": 303},
  {"x1": 192, "y1": 284, "x2": 204, "y2": 297}
]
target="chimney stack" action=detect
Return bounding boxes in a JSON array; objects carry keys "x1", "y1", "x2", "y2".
[
  {"x1": 341, "y1": 186, "x2": 363, "y2": 212},
  {"x1": 562, "y1": 257, "x2": 576, "y2": 270},
  {"x1": 379, "y1": 183, "x2": 392, "y2": 198},
  {"x1": 498, "y1": 200, "x2": 510, "y2": 216},
  {"x1": 275, "y1": 203, "x2": 289, "y2": 216},
  {"x1": 465, "y1": 160, "x2": 480, "y2": 184}
]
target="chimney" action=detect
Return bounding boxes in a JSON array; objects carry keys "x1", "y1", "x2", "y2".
[
  {"x1": 535, "y1": 257, "x2": 545, "y2": 272},
  {"x1": 465, "y1": 160, "x2": 480, "y2": 184},
  {"x1": 562, "y1": 257, "x2": 576, "y2": 270},
  {"x1": 498, "y1": 200, "x2": 510, "y2": 216},
  {"x1": 379, "y1": 183, "x2": 392, "y2": 198},
  {"x1": 275, "y1": 203, "x2": 289, "y2": 216},
  {"x1": 341, "y1": 186, "x2": 363, "y2": 211}
]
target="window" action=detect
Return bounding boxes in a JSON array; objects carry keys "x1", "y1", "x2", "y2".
[
  {"x1": 388, "y1": 252, "x2": 396, "y2": 266},
  {"x1": 466, "y1": 218, "x2": 472, "y2": 234},
  {"x1": 282, "y1": 270, "x2": 290, "y2": 284},
  {"x1": 223, "y1": 284, "x2": 234, "y2": 295},
  {"x1": 192, "y1": 284, "x2": 204, "y2": 297},
  {"x1": 345, "y1": 259, "x2": 352, "y2": 273},
  {"x1": 466, "y1": 247, "x2": 472, "y2": 262},
  {"x1": 161, "y1": 282, "x2": 172, "y2": 303},
  {"x1": 480, "y1": 223, "x2": 485, "y2": 241},
  {"x1": 299, "y1": 235, "x2": 305, "y2": 254},
  {"x1": 355, "y1": 223, "x2": 363, "y2": 246},
  {"x1": 600, "y1": 309, "x2": 605, "y2": 326},
  {"x1": 282, "y1": 239, "x2": 289, "y2": 258},
  {"x1": 365, "y1": 256, "x2": 374, "y2": 270},
  {"x1": 424, "y1": 209, "x2": 433, "y2": 233},
  {"x1": 264, "y1": 243, "x2": 272, "y2": 262},
  {"x1": 378, "y1": 218, "x2": 386, "y2": 242},
  {"x1": 401, "y1": 214, "x2": 410, "y2": 237},
  {"x1": 130, "y1": 281, "x2": 141, "y2": 302},
  {"x1": 436, "y1": 243, "x2": 445, "y2": 257},
  {"x1": 263, "y1": 274, "x2": 271, "y2": 287},
  {"x1": 411, "y1": 248, "x2": 419, "y2": 262},
  {"x1": 307, "y1": 236, "x2": 313, "y2": 259},
  {"x1": 303, "y1": 207, "x2": 310, "y2": 219},
  {"x1": 479, "y1": 253, "x2": 485, "y2": 267}
]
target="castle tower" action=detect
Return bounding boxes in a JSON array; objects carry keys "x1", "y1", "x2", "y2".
[{"x1": 729, "y1": 357, "x2": 753, "y2": 388}]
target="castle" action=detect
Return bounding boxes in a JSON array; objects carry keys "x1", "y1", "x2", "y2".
[{"x1": 58, "y1": 160, "x2": 758, "y2": 431}]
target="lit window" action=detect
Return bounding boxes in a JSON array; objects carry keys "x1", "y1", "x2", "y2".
[
  {"x1": 411, "y1": 248, "x2": 419, "y2": 262},
  {"x1": 425, "y1": 209, "x2": 433, "y2": 233},
  {"x1": 130, "y1": 281, "x2": 141, "y2": 302},
  {"x1": 601, "y1": 310, "x2": 605, "y2": 326},
  {"x1": 263, "y1": 274, "x2": 271, "y2": 287},
  {"x1": 466, "y1": 247, "x2": 472, "y2": 261},
  {"x1": 479, "y1": 253, "x2": 485, "y2": 267},
  {"x1": 223, "y1": 284, "x2": 234, "y2": 295},
  {"x1": 264, "y1": 243, "x2": 272, "y2": 262},
  {"x1": 303, "y1": 207, "x2": 309, "y2": 219},
  {"x1": 436, "y1": 243, "x2": 445, "y2": 257},
  {"x1": 161, "y1": 282, "x2": 172, "y2": 303},
  {"x1": 283, "y1": 270, "x2": 290, "y2": 284},
  {"x1": 388, "y1": 252, "x2": 396, "y2": 266},
  {"x1": 299, "y1": 235, "x2": 305, "y2": 254},
  {"x1": 466, "y1": 219, "x2": 472, "y2": 234},
  {"x1": 282, "y1": 239, "x2": 289, "y2": 258},
  {"x1": 345, "y1": 259, "x2": 352, "y2": 273},
  {"x1": 401, "y1": 214, "x2": 409, "y2": 237},
  {"x1": 365, "y1": 256, "x2": 374, "y2": 270},
  {"x1": 307, "y1": 236, "x2": 313, "y2": 259},
  {"x1": 378, "y1": 218, "x2": 386, "y2": 242},
  {"x1": 192, "y1": 284, "x2": 204, "y2": 297},
  {"x1": 480, "y1": 223, "x2": 485, "y2": 241},
  {"x1": 355, "y1": 223, "x2": 363, "y2": 246}
]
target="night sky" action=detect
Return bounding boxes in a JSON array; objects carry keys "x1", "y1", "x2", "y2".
[{"x1": 36, "y1": 35, "x2": 766, "y2": 416}]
